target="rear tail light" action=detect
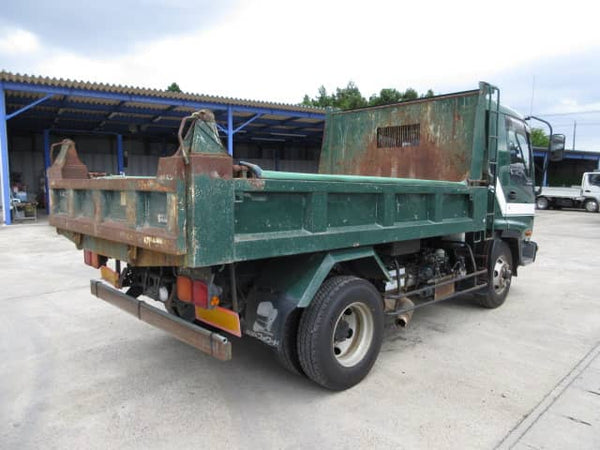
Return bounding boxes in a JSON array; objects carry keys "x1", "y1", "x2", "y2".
[
  {"x1": 84, "y1": 250, "x2": 106, "y2": 269},
  {"x1": 176, "y1": 276, "x2": 214, "y2": 309},
  {"x1": 192, "y1": 280, "x2": 208, "y2": 308}
]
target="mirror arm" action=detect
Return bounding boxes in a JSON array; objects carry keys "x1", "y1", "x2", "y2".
[
  {"x1": 525, "y1": 115, "x2": 556, "y2": 188},
  {"x1": 524, "y1": 115, "x2": 554, "y2": 142}
]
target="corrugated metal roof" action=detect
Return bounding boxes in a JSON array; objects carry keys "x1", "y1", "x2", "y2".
[{"x1": 0, "y1": 70, "x2": 326, "y2": 115}]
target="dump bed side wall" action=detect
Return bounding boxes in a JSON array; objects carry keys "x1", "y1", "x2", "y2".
[
  {"x1": 227, "y1": 176, "x2": 488, "y2": 265},
  {"x1": 319, "y1": 90, "x2": 482, "y2": 182}
]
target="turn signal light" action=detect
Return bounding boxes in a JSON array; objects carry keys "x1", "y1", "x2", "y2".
[{"x1": 176, "y1": 276, "x2": 192, "y2": 302}]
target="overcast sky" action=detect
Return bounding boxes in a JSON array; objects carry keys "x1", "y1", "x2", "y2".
[{"x1": 1, "y1": 0, "x2": 599, "y2": 150}]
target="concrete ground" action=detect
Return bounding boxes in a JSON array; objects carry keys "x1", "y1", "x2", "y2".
[{"x1": 1, "y1": 210, "x2": 599, "y2": 449}]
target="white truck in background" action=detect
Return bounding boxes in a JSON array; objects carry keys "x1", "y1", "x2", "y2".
[{"x1": 536, "y1": 172, "x2": 600, "y2": 212}]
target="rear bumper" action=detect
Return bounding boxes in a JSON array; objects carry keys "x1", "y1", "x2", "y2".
[{"x1": 90, "y1": 280, "x2": 231, "y2": 361}]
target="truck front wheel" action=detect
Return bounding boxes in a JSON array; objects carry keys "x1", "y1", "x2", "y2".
[
  {"x1": 476, "y1": 240, "x2": 513, "y2": 309},
  {"x1": 536, "y1": 196, "x2": 549, "y2": 210},
  {"x1": 584, "y1": 199, "x2": 599, "y2": 212},
  {"x1": 297, "y1": 276, "x2": 384, "y2": 390}
]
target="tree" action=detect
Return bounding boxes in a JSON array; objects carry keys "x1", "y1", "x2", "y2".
[
  {"x1": 334, "y1": 82, "x2": 368, "y2": 110},
  {"x1": 368, "y1": 88, "x2": 403, "y2": 107},
  {"x1": 167, "y1": 82, "x2": 182, "y2": 93},
  {"x1": 303, "y1": 83, "x2": 433, "y2": 110},
  {"x1": 302, "y1": 82, "x2": 367, "y2": 109},
  {"x1": 530, "y1": 127, "x2": 549, "y2": 147}
]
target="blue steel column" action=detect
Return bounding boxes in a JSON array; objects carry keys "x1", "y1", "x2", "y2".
[
  {"x1": 542, "y1": 152, "x2": 549, "y2": 187},
  {"x1": 43, "y1": 129, "x2": 51, "y2": 213},
  {"x1": 117, "y1": 134, "x2": 124, "y2": 174},
  {"x1": 0, "y1": 83, "x2": 11, "y2": 225},
  {"x1": 227, "y1": 106, "x2": 233, "y2": 156}
]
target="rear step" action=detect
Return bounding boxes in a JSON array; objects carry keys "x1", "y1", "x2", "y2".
[{"x1": 90, "y1": 280, "x2": 232, "y2": 361}]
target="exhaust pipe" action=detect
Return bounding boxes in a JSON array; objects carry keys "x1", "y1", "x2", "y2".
[{"x1": 395, "y1": 297, "x2": 415, "y2": 328}]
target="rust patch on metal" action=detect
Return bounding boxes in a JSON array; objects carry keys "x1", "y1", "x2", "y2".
[
  {"x1": 50, "y1": 177, "x2": 177, "y2": 192},
  {"x1": 50, "y1": 214, "x2": 184, "y2": 255},
  {"x1": 157, "y1": 155, "x2": 186, "y2": 179},
  {"x1": 232, "y1": 164, "x2": 250, "y2": 178},
  {"x1": 321, "y1": 90, "x2": 478, "y2": 182},
  {"x1": 47, "y1": 139, "x2": 89, "y2": 180},
  {"x1": 189, "y1": 153, "x2": 233, "y2": 179},
  {"x1": 246, "y1": 178, "x2": 266, "y2": 189},
  {"x1": 348, "y1": 119, "x2": 469, "y2": 182}
]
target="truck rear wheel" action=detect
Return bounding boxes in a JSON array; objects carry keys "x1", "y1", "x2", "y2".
[
  {"x1": 274, "y1": 309, "x2": 305, "y2": 376},
  {"x1": 536, "y1": 196, "x2": 549, "y2": 210},
  {"x1": 584, "y1": 199, "x2": 599, "y2": 212},
  {"x1": 476, "y1": 240, "x2": 513, "y2": 309},
  {"x1": 297, "y1": 276, "x2": 384, "y2": 390}
]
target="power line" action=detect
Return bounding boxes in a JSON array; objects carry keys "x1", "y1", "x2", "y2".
[
  {"x1": 536, "y1": 110, "x2": 600, "y2": 117},
  {"x1": 550, "y1": 122, "x2": 600, "y2": 127}
]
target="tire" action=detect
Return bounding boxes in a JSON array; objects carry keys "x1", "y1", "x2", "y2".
[
  {"x1": 584, "y1": 199, "x2": 599, "y2": 213},
  {"x1": 536, "y1": 196, "x2": 549, "y2": 210},
  {"x1": 297, "y1": 276, "x2": 384, "y2": 391},
  {"x1": 476, "y1": 240, "x2": 513, "y2": 309},
  {"x1": 274, "y1": 309, "x2": 305, "y2": 376}
]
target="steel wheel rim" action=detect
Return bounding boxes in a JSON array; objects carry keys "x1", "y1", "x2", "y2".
[
  {"x1": 492, "y1": 256, "x2": 511, "y2": 295},
  {"x1": 536, "y1": 198, "x2": 548, "y2": 209},
  {"x1": 586, "y1": 200, "x2": 598, "y2": 212},
  {"x1": 332, "y1": 302, "x2": 374, "y2": 367}
]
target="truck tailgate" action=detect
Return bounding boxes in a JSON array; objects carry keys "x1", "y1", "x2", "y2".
[{"x1": 49, "y1": 175, "x2": 186, "y2": 257}]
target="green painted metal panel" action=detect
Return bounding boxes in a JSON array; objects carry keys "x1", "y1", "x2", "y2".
[
  {"x1": 255, "y1": 247, "x2": 390, "y2": 309},
  {"x1": 188, "y1": 175, "x2": 235, "y2": 266}
]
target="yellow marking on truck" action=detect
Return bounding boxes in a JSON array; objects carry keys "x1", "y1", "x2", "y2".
[
  {"x1": 100, "y1": 265, "x2": 120, "y2": 288},
  {"x1": 195, "y1": 306, "x2": 242, "y2": 337},
  {"x1": 143, "y1": 236, "x2": 164, "y2": 246}
]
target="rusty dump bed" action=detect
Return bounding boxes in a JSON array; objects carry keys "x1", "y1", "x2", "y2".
[
  {"x1": 319, "y1": 89, "x2": 484, "y2": 182},
  {"x1": 49, "y1": 86, "x2": 492, "y2": 268},
  {"x1": 48, "y1": 139, "x2": 188, "y2": 266}
]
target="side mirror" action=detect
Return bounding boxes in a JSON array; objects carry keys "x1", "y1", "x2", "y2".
[{"x1": 550, "y1": 134, "x2": 565, "y2": 162}]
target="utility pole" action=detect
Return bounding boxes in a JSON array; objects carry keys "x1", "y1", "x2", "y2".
[
  {"x1": 572, "y1": 120, "x2": 577, "y2": 150},
  {"x1": 529, "y1": 75, "x2": 536, "y2": 116}
]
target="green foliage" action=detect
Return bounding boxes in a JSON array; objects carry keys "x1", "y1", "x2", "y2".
[
  {"x1": 167, "y1": 82, "x2": 182, "y2": 93},
  {"x1": 530, "y1": 127, "x2": 550, "y2": 147},
  {"x1": 302, "y1": 82, "x2": 433, "y2": 110},
  {"x1": 368, "y1": 88, "x2": 403, "y2": 107}
]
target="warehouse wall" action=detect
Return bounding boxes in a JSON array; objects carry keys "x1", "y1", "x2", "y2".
[
  {"x1": 7, "y1": 130, "x2": 321, "y2": 204},
  {"x1": 534, "y1": 154, "x2": 600, "y2": 186}
]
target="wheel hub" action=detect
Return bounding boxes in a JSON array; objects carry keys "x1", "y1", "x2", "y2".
[
  {"x1": 332, "y1": 302, "x2": 374, "y2": 368},
  {"x1": 492, "y1": 256, "x2": 511, "y2": 294}
]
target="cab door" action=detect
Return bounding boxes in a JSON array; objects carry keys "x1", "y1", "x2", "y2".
[{"x1": 496, "y1": 116, "x2": 535, "y2": 216}]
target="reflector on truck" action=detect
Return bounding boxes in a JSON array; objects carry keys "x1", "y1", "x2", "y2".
[{"x1": 195, "y1": 306, "x2": 242, "y2": 337}]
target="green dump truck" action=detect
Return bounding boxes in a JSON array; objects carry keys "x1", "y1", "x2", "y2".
[{"x1": 48, "y1": 82, "x2": 564, "y2": 390}]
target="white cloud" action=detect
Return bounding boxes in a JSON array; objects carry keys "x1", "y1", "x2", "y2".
[
  {"x1": 18, "y1": 0, "x2": 598, "y2": 104},
  {"x1": 2, "y1": 0, "x2": 599, "y2": 148},
  {"x1": 0, "y1": 27, "x2": 40, "y2": 55}
]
